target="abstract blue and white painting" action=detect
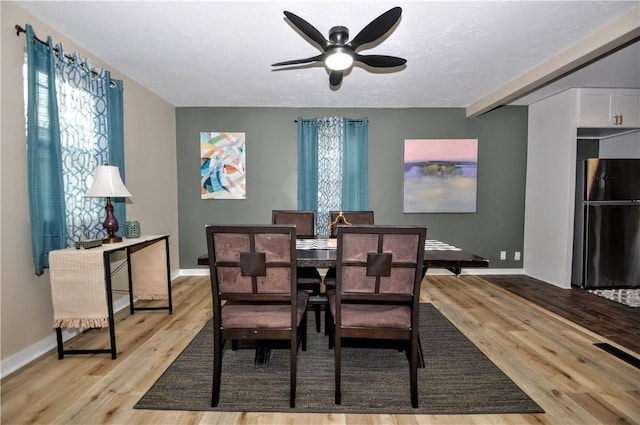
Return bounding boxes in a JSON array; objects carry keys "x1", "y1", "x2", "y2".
[{"x1": 200, "y1": 132, "x2": 246, "y2": 199}]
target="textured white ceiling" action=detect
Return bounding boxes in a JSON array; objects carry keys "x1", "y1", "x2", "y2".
[{"x1": 12, "y1": 1, "x2": 640, "y2": 109}]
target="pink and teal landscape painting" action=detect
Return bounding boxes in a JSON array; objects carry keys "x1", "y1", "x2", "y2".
[{"x1": 403, "y1": 139, "x2": 478, "y2": 213}]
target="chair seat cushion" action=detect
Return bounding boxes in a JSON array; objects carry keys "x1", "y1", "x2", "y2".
[
  {"x1": 327, "y1": 290, "x2": 411, "y2": 329},
  {"x1": 221, "y1": 291, "x2": 309, "y2": 329}
]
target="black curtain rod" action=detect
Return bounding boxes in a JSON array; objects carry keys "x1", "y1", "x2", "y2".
[
  {"x1": 294, "y1": 119, "x2": 364, "y2": 123},
  {"x1": 15, "y1": 24, "x2": 116, "y2": 87}
]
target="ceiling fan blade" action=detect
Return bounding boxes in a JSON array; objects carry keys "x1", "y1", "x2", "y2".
[
  {"x1": 283, "y1": 11, "x2": 329, "y2": 49},
  {"x1": 354, "y1": 54, "x2": 406, "y2": 68},
  {"x1": 329, "y1": 70, "x2": 343, "y2": 86},
  {"x1": 350, "y1": 7, "x2": 402, "y2": 49},
  {"x1": 272, "y1": 54, "x2": 324, "y2": 67}
]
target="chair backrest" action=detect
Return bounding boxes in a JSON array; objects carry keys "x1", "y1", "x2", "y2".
[
  {"x1": 272, "y1": 210, "x2": 316, "y2": 239},
  {"x1": 206, "y1": 225, "x2": 297, "y2": 310},
  {"x1": 335, "y1": 225, "x2": 426, "y2": 303},
  {"x1": 328, "y1": 210, "x2": 375, "y2": 238}
]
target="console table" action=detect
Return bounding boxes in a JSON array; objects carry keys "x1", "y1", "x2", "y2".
[{"x1": 49, "y1": 235, "x2": 172, "y2": 359}]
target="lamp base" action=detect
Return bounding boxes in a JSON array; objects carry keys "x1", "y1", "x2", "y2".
[
  {"x1": 101, "y1": 197, "x2": 122, "y2": 244},
  {"x1": 103, "y1": 235, "x2": 123, "y2": 244}
]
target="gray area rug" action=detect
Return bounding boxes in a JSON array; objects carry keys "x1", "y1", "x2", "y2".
[
  {"x1": 587, "y1": 289, "x2": 640, "y2": 308},
  {"x1": 135, "y1": 304, "x2": 543, "y2": 414}
]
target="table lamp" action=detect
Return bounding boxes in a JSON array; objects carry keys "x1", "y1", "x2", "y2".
[{"x1": 85, "y1": 164, "x2": 132, "y2": 243}]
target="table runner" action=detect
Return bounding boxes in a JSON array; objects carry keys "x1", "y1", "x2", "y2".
[
  {"x1": 130, "y1": 239, "x2": 169, "y2": 300},
  {"x1": 49, "y1": 248, "x2": 110, "y2": 328},
  {"x1": 296, "y1": 239, "x2": 462, "y2": 251}
]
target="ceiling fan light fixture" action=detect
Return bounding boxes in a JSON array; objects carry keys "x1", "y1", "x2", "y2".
[
  {"x1": 275, "y1": 7, "x2": 405, "y2": 84},
  {"x1": 325, "y1": 49, "x2": 354, "y2": 71}
]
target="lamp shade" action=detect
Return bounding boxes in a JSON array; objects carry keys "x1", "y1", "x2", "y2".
[{"x1": 85, "y1": 165, "x2": 132, "y2": 198}]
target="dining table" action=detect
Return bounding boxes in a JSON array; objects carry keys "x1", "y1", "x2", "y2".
[{"x1": 198, "y1": 238, "x2": 489, "y2": 275}]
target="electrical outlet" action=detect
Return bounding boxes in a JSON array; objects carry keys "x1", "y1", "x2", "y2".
[
  {"x1": 500, "y1": 251, "x2": 506, "y2": 260},
  {"x1": 514, "y1": 251, "x2": 521, "y2": 261}
]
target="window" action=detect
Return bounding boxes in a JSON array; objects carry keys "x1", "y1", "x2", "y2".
[
  {"x1": 54, "y1": 59, "x2": 110, "y2": 244},
  {"x1": 297, "y1": 117, "x2": 369, "y2": 233},
  {"x1": 23, "y1": 24, "x2": 124, "y2": 274},
  {"x1": 317, "y1": 117, "x2": 344, "y2": 232},
  {"x1": 24, "y1": 54, "x2": 108, "y2": 246}
]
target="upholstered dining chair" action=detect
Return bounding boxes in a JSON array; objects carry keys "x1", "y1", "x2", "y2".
[
  {"x1": 326, "y1": 224, "x2": 427, "y2": 408},
  {"x1": 205, "y1": 224, "x2": 308, "y2": 408},
  {"x1": 272, "y1": 210, "x2": 323, "y2": 332}
]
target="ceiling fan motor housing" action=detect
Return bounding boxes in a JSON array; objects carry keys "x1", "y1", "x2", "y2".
[{"x1": 329, "y1": 26, "x2": 349, "y2": 45}]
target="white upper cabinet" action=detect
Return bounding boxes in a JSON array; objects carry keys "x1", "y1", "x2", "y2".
[{"x1": 578, "y1": 88, "x2": 640, "y2": 128}]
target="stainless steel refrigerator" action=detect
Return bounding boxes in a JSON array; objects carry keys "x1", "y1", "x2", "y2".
[{"x1": 582, "y1": 159, "x2": 640, "y2": 288}]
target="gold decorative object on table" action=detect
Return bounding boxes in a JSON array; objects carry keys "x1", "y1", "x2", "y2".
[{"x1": 327, "y1": 211, "x2": 351, "y2": 247}]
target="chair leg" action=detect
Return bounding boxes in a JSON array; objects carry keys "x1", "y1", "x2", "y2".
[
  {"x1": 410, "y1": 341, "x2": 419, "y2": 408},
  {"x1": 334, "y1": 333, "x2": 341, "y2": 405},
  {"x1": 326, "y1": 308, "x2": 335, "y2": 349},
  {"x1": 314, "y1": 304, "x2": 321, "y2": 332},
  {"x1": 325, "y1": 304, "x2": 330, "y2": 337},
  {"x1": 312, "y1": 284, "x2": 321, "y2": 332},
  {"x1": 324, "y1": 304, "x2": 331, "y2": 336},
  {"x1": 417, "y1": 335, "x2": 425, "y2": 368},
  {"x1": 212, "y1": 332, "x2": 223, "y2": 407},
  {"x1": 301, "y1": 312, "x2": 308, "y2": 352},
  {"x1": 290, "y1": 336, "x2": 297, "y2": 408}
]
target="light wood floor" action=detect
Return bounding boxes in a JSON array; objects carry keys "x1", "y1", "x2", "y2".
[{"x1": 2, "y1": 274, "x2": 639, "y2": 425}]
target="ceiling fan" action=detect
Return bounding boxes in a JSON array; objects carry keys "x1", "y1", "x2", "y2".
[{"x1": 272, "y1": 7, "x2": 406, "y2": 86}]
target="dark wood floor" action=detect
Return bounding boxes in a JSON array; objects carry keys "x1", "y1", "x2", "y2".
[{"x1": 483, "y1": 275, "x2": 640, "y2": 355}]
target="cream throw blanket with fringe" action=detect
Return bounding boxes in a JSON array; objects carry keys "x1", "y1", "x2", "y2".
[{"x1": 49, "y1": 236, "x2": 169, "y2": 329}]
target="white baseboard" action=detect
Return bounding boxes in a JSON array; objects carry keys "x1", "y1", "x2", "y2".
[{"x1": 180, "y1": 268, "x2": 210, "y2": 276}]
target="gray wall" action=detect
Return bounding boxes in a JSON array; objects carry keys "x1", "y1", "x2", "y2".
[{"x1": 176, "y1": 106, "x2": 528, "y2": 269}]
